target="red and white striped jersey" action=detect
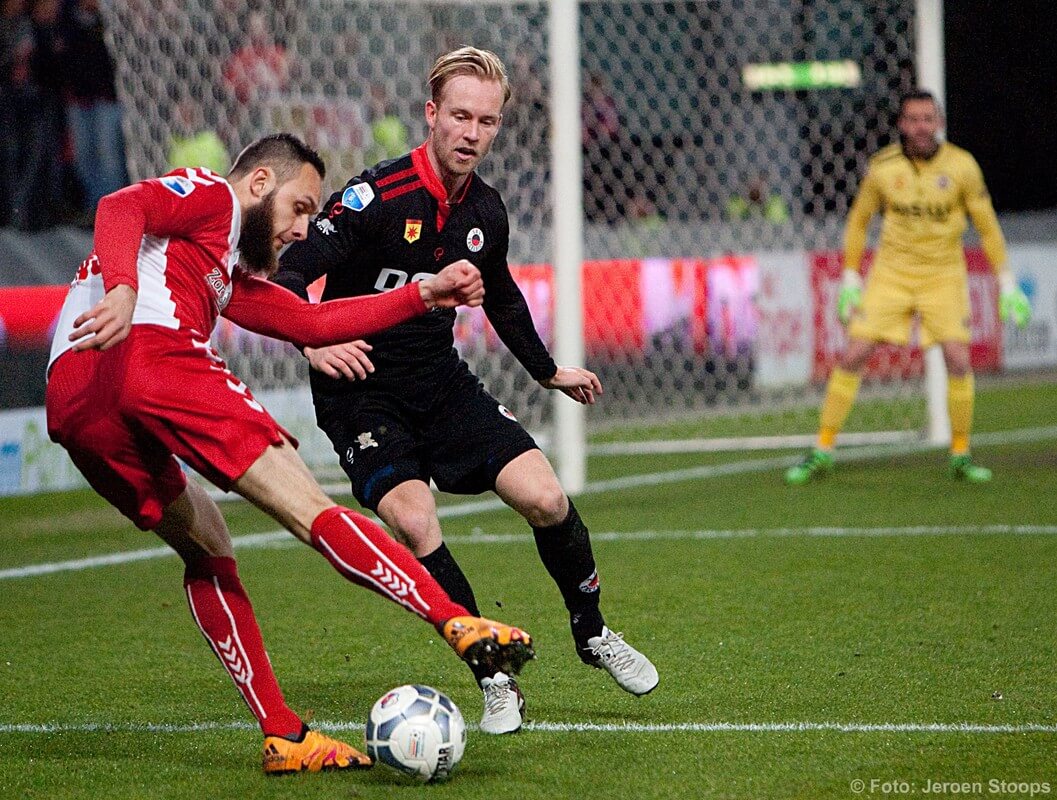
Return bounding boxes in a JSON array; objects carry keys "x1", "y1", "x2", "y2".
[{"x1": 49, "y1": 167, "x2": 241, "y2": 366}]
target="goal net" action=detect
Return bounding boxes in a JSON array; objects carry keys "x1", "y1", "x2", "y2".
[{"x1": 101, "y1": 0, "x2": 1047, "y2": 480}]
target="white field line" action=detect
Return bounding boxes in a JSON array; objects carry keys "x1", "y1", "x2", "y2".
[
  {"x1": 4, "y1": 524, "x2": 1057, "y2": 583},
  {"x1": 312, "y1": 423, "x2": 1057, "y2": 496},
  {"x1": 1, "y1": 719, "x2": 1054, "y2": 736},
  {"x1": 4, "y1": 423, "x2": 1056, "y2": 583}
]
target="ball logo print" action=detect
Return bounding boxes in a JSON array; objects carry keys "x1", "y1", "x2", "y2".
[
  {"x1": 466, "y1": 227, "x2": 484, "y2": 252},
  {"x1": 365, "y1": 684, "x2": 466, "y2": 782}
]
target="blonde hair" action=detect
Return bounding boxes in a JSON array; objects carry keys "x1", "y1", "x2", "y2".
[{"x1": 429, "y1": 46, "x2": 511, "y2": 107}]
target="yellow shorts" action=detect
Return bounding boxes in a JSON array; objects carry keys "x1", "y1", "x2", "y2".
[{"x1": 848, "y1": 266, "x2": 970, "y2": 346}]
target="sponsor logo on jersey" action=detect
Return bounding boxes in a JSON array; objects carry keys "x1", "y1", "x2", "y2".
[
  {"x1": 356, "y1": 432, "x2": 378, "y2": 449},
  {"x1": 498, "y1": 404, "x2": 517, "y2": 422},
  {"x1": 345, "y1": 446, "x2": 355, "y2": 465},
  {"x1": 889, "y1": 201, "x2": 953, "y2": 222},
  {"x1": 466, "y1": 227, "x2": 484, "y2": 252},
  {"x1": 936, "y1": 174, "x2": 950, "y2": 189},
  {"x1": 341, "y1": 182, "x2": 375, "y2": 212},
  {"x1": 315, "y1": 217, "x2": 336, "y2": 236},
  {"x1": 202, "y1": 265, "x2": 232, "y2": 308},
  {"x1": 160, "y1": 175, "x2": 196, "y2": 197},
  {"x1": 204, "y1": 267, "x2": 232, "y2": 311},
  {"x1": 578, "y1": 570, "x2": 600, "y2": 593},
  {"x1": 403, "y1": 219, "x2": 422, "y2": 244}
]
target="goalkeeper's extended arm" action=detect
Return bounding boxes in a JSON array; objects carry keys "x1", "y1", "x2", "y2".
[
  {"x1": 837, "y1": 269, "x2": 863, "y2": 325},
  {"x1": 998, "y1": 270, "x2": 1032, "y2": 328}
]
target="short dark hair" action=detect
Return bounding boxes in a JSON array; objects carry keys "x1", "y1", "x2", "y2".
[
  {"x1": 228, "y1": 133, "x2": 326, "y2": 182},
  {"x1": 898, "y1": 89, "x2": 940, "y2": 117}
]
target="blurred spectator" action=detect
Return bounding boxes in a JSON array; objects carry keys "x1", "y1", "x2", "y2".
[
  {"x1": 582, "y1": 72, "x2": 628, "y2": 223},
  {"x1": 725, "y1": 172, "x2": 790, "y2": 224},
  {"x1": 223, "y1": 11, "x2": 289, "y2": 104},
  {"x1": 63, "y1": 0, "x2": 128, "y2": 221},
  {"x1": 167, "y1": 97, "x2": 230, "y2": 175},
  {"x1": 363, "y1": 83, "x2": 409, "y2": 166},
  {"x1": 0, "y1": 0, "x2": 33, "y2": 225},
  {"x1": 7, "y1": 0, "x2": 67, "y2": 230}
]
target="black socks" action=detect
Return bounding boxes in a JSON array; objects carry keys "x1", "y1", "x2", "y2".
[{"x1": 532, "y1": 499, "x2": 605, "y2": 649}]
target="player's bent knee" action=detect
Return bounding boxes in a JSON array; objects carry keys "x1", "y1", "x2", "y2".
[
  {"x1": 521, "y1": 485, "x2": 568, "y2": 528},
  {"x1": 384, "y1": 507, "x2": 439, "y2": 553}
]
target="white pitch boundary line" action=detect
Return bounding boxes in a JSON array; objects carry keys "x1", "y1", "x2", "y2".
[
  {"x1": 5, "y1": 525, "x2": 1057, "y2": 582},
  {"x1": 1, "y1": 719, "x2": 1055, "y2": 736}
]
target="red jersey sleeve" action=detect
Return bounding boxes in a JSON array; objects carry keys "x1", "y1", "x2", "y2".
[
  {"x1": 93, "y1": 170, "x2": 236, "y2": 292},
  {"x1": 222, "y1": 268, "x2": 429, "y2": 349}
]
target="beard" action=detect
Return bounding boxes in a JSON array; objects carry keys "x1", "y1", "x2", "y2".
[{"x1": 239, "y1": 190, "x2": 278, "y2": 276}]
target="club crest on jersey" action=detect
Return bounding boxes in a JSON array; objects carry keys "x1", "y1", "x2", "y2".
[
  {"x1": 204, "y1": 267, "x2": 232, "y2": 311},
  {"x1": 356, "y1": 432, "x2": 378, "y2": 449},
  {"x1": 498, "y1": 404, "x2": 517, "y2": 422},
  {"x1": 160, "y1": 175, "x2": 196, "y2": 197},
  {"x1": 345, "y1": 446, "x2": 355, "y2": 464},
  {"x1": 403, "y1": 219, "x2": 422, "y2": 244},
  {"x1": 341, "y1": 182, "x2": 375, "y2": 212},
  {"x1": 466, "y1": 227, "x2": 484, "y2": 252},
  {"x1": 315, "y1": 217, "x2": 336, "y2": 236}
]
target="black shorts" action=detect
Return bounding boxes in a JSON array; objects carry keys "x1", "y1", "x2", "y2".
[{"x1": 314, "y1": 370, "x2": 539, "y2": 511}]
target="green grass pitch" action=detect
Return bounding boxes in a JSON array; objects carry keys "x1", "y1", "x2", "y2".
[{"x1": 1, "y1": 382, "x2": 1055, "y2": 798}]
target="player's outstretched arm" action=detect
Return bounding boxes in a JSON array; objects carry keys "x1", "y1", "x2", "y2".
[
  {"x1": 301, "y1": 260, "x2": 482, "y2": 380},
  {"x1": 539, "y1": 366, "x2": 604, "y2": 405},
  {"x1": 224, "y1": 261, "x2": 483, "y2": 349}
]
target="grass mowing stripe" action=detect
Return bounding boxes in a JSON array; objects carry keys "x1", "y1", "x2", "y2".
[
  {"x1": 2, "y1": 720, "x2": 1055, "y2": 735},
  {"x1": 4, "y1": 423, "x2": 1055, "y2": 582},
  {"x1": 5, "y1": 524, "x2": 1057, "y2": 581}
]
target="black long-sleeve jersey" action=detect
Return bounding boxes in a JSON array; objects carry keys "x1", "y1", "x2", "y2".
[{"x1": 274, "y1": 142, "x2": 557, "y2": 400}]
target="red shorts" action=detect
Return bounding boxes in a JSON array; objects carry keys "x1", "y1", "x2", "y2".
[{"x1": 46, "y1": 325, "x2": 295, "y2": 530}]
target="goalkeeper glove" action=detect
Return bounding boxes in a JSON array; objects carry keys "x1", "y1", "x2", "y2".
[
  {"x1": 998, "y1": 270, "x2": 1031, "y2": 328},
  {"x1": 836, "y1": 269, "x2": 863, "y2": 324}
]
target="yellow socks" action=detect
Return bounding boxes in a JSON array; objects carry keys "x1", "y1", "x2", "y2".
[
  {"x1": 817, "y1": 367, "x2": 861, "y2": 450},
  {"x1": 948, "y1": 373, "x2": 974, "y2": 456}
]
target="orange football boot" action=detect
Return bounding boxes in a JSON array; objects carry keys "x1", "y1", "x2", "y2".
[
  {"x1": 440, "y1": 616, "x2": 535, "y2": 676},
  {"x1": 262, "y1": 729, "x2": 372, "y2": 775}
]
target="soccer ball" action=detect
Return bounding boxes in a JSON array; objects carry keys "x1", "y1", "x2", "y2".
[{"x1": 365, "y1": 684, "x2": 466, "y2": 782}]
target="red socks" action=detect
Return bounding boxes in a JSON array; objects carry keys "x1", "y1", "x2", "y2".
[
  {"x1": 183, "y1": 556, "x2": 302, "y2": 738},
  {"x1": 309, "y1": 506, "x2": 466, "y2": 626},
  {"x1": 180, "y1": 510, "x2": 466, "y2": 737}
]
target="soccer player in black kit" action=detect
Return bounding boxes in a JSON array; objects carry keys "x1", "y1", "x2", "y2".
[{"x1": 275, "y1": 47, "x2": 658, "y2": 734}]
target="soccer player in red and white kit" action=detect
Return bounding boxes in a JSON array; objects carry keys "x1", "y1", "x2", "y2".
[{"x1": 44, "y1": 134, "x2": 533, "y2": 774}]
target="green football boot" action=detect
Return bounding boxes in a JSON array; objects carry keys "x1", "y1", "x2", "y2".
[
  {"x1": 784, "y1": 449, "x2": 834, "y2": 485},
  {"x1": 948, "y1": 454, "x2": 992, "y2": 483}
]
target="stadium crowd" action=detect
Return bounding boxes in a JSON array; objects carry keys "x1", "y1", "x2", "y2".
[{"x1": 0, "y1": 0, "x2": 127, "y2": 230}]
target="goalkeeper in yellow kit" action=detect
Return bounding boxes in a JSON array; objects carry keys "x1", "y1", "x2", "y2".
[{"x1": 786, "y1": 90, "x2": 1031, "y2": 485}]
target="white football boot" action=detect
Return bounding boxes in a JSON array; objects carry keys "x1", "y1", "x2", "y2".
[
  {"x1": 479, "y1": 673, "x2": 525, "y2": 735},
  {"x1": 583, "y1": 626, "x2": 659, "y2": 696}
]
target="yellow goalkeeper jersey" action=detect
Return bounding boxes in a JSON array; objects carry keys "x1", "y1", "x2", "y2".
[{"x1": 843, "y1": 141, "x2": 1006, "y2": 277}]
